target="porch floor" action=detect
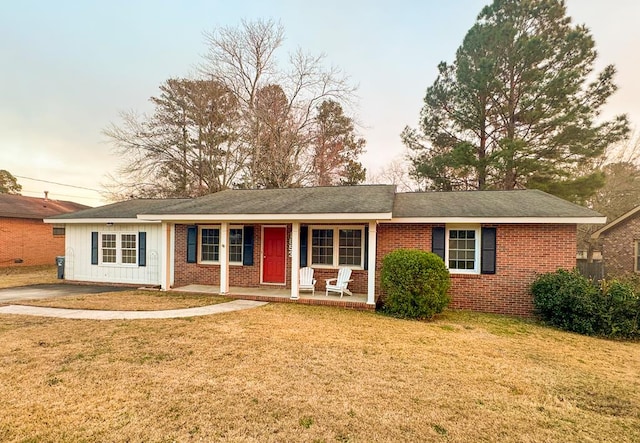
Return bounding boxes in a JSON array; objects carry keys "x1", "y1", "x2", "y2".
[{"x1": 172, "y1": 285, "x2": 373, "y2": 310}]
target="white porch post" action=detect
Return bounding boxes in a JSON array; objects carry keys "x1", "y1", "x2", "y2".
[
  {"x1": 220, "y1": 222, "x2": 229, "y2": 295},
  {"x1": 290, "y1": 222, "x2": 300, "y2": 300},
  {"x1": 160, "y1": 222, "x2": 170, "y2": 290},
  {"x1": 169, "y1": 223, "x2": 176, "y2": 287},
  {"x1": 367, "y1": 221, "x2": 377, "y2": 305}
]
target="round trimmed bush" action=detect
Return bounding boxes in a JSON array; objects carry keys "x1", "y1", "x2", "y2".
[{"x1": 379, "y1": 249, "x2": 451, "y2": 319}]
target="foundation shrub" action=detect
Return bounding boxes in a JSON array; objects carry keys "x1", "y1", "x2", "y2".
[
  {"x1": 532, "y1": 269, "x2": 640, "y2": 339},
  {"x1": 379, "y1": 249, "x2": 450, "y2": 320},
  {"x1": 598, "y1": 280, "x2": 640, "y2": 339}
]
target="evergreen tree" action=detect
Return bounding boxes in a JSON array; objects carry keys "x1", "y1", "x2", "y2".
[
  {"x1": 404, "y1": 0, "x2": 629, "y2": 201},
  {"x1": 0, "y1": 170, "x2": 22, "y2": 194}
]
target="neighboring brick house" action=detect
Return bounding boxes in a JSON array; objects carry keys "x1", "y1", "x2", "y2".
[
  {"x1": 48, "y1": 186, "x2": 603, "y2": 316},
  {"x1": 0, "y1": 194, "x2": 89, "y2": 267},
  {"x1": 591, "y1": 206, "x2": 640, "y2": 276}
]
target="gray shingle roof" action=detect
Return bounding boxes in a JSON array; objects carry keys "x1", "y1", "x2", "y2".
[
  {"x1": 48, "y1": 198, "x2": 190, "y2": 220},
  {"x1": 145, "y1": 185, "x2": 397, "y2": 215},
  {"x1": 392, "y1": 189, "x2": 602, "y2": 218},
  {"x1": 48, "y1": 187, "x2": 601, "y2": 221}
]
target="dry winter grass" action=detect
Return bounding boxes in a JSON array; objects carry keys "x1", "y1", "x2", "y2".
[
  {"x1": 1, "y1": 303, "x2": 638, "y2": 442},
  {"x1": 17, "y1": 290, "x2": 228, "y2": 311},
  {"x1": 0, "y1": 265, "x2": 59, "y2": 288}
]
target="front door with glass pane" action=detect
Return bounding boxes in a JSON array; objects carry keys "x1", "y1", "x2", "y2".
[{"x1": 262, "y1": 227, "x2": 286, "y2": 284}]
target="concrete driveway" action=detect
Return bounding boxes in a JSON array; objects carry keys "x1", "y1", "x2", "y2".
[{"x1": 0, "y1": 284, "x2": 132, "y2": 304}]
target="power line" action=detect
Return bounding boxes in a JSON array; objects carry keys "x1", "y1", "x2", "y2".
[
  {"x1": 14, "y1": 175, "x2": 102, "y2": 193},
  {"x1": 22, "y1": 189, "x2": 100, "y2": 202}
]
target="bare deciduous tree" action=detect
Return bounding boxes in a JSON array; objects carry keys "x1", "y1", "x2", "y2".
[
  {"x1": 367, "y1": 158, "x2": 421, "y2": 192},
  {"x1": 104, "y1": 78, "x2": 243, "y2": 198},
  {"x1": 201, "y1": 19, "x2": 362, "y2": 189},
  {"x1": 106, "y1": 19, "x2": 366, "y2": 199}
]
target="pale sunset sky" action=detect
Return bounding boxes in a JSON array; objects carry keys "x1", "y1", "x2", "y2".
[{"x1": 1, "y1": 0, "x2": 638, "y2": 206}]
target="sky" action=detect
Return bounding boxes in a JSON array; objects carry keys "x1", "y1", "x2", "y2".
[{"x1": 1, "y1": 0, "x2": 639, "y2": 207}]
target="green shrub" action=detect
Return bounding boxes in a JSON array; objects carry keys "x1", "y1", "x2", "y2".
[
  {"x1": 531, "y1": 269, "x2": 599, "y2": 335},
  {"x1": 532, "y1": 270, "x2": 640, "y2": 339},
  {"x1": 379, "y1": 249, "x2": 450, "y2": 319},
  {"x1": 598, "y1": 280, "x2": 640, "y2": 339}
]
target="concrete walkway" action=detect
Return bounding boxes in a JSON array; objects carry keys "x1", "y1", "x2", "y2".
[{"x1": 0, "y1": 299, "x2": 267, "y2": 320}]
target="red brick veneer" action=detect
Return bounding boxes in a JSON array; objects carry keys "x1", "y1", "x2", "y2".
[
  {"x1": 375, "y1": 223, "x2": 577, "y2": 316},
  {"x1": 173, "y1": 223, "x2": 369, "y2": 292},
  {"x1": 172, "y1": 222, "x2": 576, "y2": 316},
  {"x1": 0, "y1": 218, "x2": 65, "y2": 267}
]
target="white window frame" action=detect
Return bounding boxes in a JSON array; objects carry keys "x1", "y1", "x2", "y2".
[
  {"x1": 229, "y1": 225, "x2": 244, "y2": 265},
  {"x1": 445, "y1": 225, "x2": 481, "y2": 275},
  {"x1": 308, "y1": 225, "x2": 365, "y2": 269},
  {"x1": 198, "y1": 225, "x2": 221, "y2": 264},
  {"x1": 99, "y1": 232, "x2": 138, "y2": 266}
]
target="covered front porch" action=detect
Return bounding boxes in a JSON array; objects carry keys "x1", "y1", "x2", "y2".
[
  {"x1": 173, "y1": 284, "x2": 372, "y2": 310},
  {"x1": 161, "y1": 220, "x2": 380, "y2": 306}
]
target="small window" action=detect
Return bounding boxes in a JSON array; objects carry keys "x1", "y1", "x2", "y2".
[
  {"x1": 229, "y1": 227, "x2": 243, "y2": 263},
  {"x1": 101, "y1": 233, "x2": 117, "y2": 264},
  {"x1": 311, "y1": 229, "x2": 334, "y2": 265},
  {"x1": 636, "y1": 241, "x2": 640, "y2": 273},
  {"x1": 200, "y1": 227, "x2": 220, "y2": 263},
  {"x1": 446, "y1": 227, "x2": 480, "y2": 274},
  {"x1": 52, "y1": 226, "x2": 65, "y2": 236},
  {"x1": 121, "y1": 234, "x2": 137, "y2": 264},
  {"x1": 338, "y1": 229, "x2": 362, "y2": 266}
]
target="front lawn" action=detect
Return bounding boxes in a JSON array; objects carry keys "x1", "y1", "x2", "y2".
[
  {"x1": 0, "y1": 265, "x2": 59, "y2": 289},
  {"x1": 16, "y1": 290, "x2": 229, "y2": 311},
  {"x1": 0, "y1": 304, "x2": 638, "y2": 442}
]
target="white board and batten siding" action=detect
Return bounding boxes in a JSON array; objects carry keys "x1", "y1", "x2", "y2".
[{"x1": 65, "y1": 223, "x2": 162, "y2": 286}]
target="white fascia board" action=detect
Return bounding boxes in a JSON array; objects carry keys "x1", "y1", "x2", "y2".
[
  {"x1": 137, "y1": 212, "x2": 393, "y2": 222},
  {"x1": 383, "y1": 216, "x2": 607, "y2": 225},
  {"x1": 43, "y1": 218, "x2": 162, "y2": 224}
]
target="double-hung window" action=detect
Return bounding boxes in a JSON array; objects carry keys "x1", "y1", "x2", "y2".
[
  {"x1": 199, "y1": 226, "x2": 220, "y2": 263},
  {"x1": 311, "y1": 229, "x2": 334, "y2": 265},
  {"x1": 198, "y1": 225, "x2": 244, "y2": 264},
  {"x1": 229, "y1": 226, "x2": 244, "y2": 264},
  {"x1": 100, "y1": 233, "x2": 137, "y2": 265},
  {"x1": 310, "y1": 226, "x2": 364, "y2": 268},
  {"x1": 446, "y1": 226, "x2": 480, "y2": 274},
  {"x1": 338, "y1": 229, "x2": 363, "y2": 266}
]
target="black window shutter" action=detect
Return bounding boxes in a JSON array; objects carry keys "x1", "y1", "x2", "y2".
[
  {"x1": 481, "y1": 227, "x2": 497, "y2": 274},
  {"x1": 243, "y1": 226, "x2": 254, "y2": 266},
  {"x1": 432, "y1": 227, "x2": 445, "y2": 260},
  {"x1": 91, "y1": 231, "x2": 98, "y2": 265},
  {"x1": 138, "y1": 232, "x2": 147, "y2": 267},
  {"x1": 299, "y1": 226, "x2": 308, "y2": 267},
  {"x1": 186, "y1": 226, "x2": 197, "y2": 263},
  {"x1": 363, "y1": 225, "x2": 369, "y2": 270}
]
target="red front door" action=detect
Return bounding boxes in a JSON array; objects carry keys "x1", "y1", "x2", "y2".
[{"x1": 263, "y1": 227, "x2": 287, "y2": 284}]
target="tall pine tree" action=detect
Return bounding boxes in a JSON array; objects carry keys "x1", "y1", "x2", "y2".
[{"x1": 404, "y1": 0, "x2": 629, "y2": 202}]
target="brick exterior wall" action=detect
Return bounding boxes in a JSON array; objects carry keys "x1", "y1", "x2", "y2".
[
  {"x1": 599, "y1": 214, "x2": 640, "y2": 276},
  {"x1": 376, "y1": 223, "x2": 577, "y2": 317},
  {"x1": 174, "y1": 224, "x2": 262, "y2": 288},
  {"x1": 173, "y1": 223, "x2": 369, "y2": 292},
  {"x1": 172, "y1": 221, "x2": 576, "y2": 316},
  {"x1": 0, "y1": 217, "x2": 65, "y2": 267}
]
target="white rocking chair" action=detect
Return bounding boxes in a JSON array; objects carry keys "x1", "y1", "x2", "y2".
[
  {"x1": 325, "y1": 267, "x2": 353, "y2": 298},
  {"x1": 299, "y1": 267, "x2": 317, "y2": 296}
]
